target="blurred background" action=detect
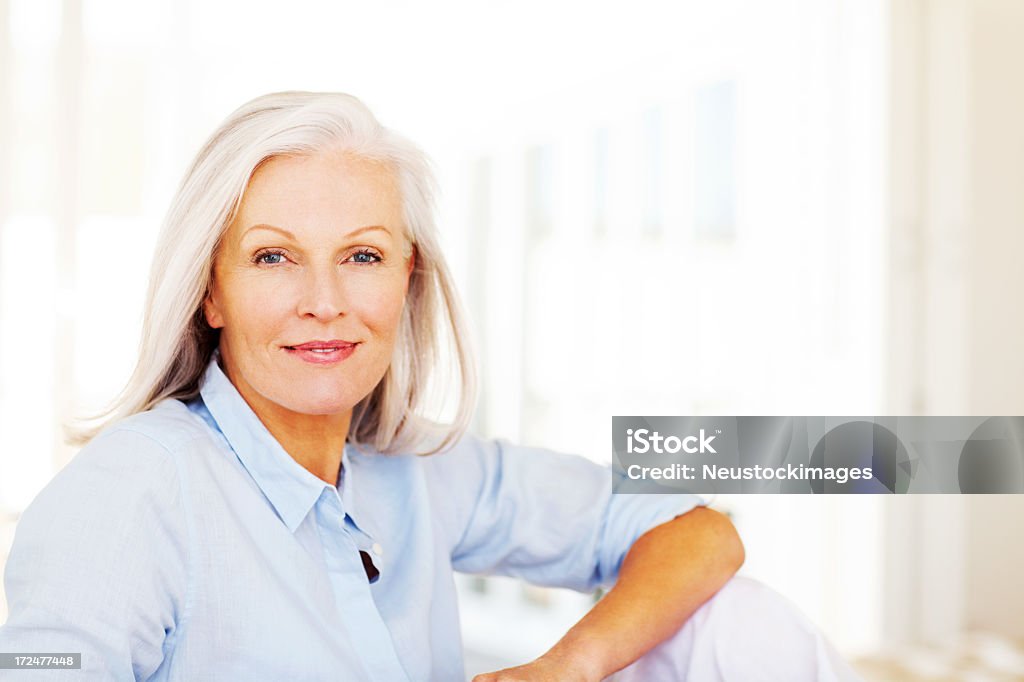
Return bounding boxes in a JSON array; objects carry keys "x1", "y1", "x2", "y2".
[{"x1": 0, "y1": 0, "x2": 1022, "y2": 679}]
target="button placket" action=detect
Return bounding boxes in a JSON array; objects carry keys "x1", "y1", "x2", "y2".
[{"x1": 312, "y1": 494, "x2": 408, "y2": 681}]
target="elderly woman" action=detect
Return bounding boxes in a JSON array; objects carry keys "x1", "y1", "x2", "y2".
[{"x1": 0, "y1": 92, "x2": 860, "y2": 681}]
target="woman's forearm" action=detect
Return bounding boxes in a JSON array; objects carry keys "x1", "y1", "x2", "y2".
[{"x1": 543, "y1": 506, "x2": 746, "y2": 680}]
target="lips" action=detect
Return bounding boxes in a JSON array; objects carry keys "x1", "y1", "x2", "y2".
[
  {"x1": 283, "y1": 340, "x2": 359, "y2": 366},
  {"x1": 285, "y1": 340, "x2": 356, "y2": 351}
]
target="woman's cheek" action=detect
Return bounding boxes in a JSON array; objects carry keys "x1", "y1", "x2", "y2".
[
  {"x1": 351, "y1": 276, "x2": 408, "y2": 330},
  {"x1": 220, "y1": 280, "x2": 290, "y2": 341}
]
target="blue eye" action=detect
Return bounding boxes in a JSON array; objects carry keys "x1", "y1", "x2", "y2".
[
  {"x1": 252, "y1": 248, "x2": 382, "y2": 267},
  {"x1": 254, "y1": 250, "x2": 287, "y2": 265},
  {"x1": 350, "y1": 249, "x2": 383, "y2": 265}
]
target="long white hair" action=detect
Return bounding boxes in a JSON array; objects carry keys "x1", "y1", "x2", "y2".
[{"x1": 66, "y1": 91, "x2": 477, "y2": 456}]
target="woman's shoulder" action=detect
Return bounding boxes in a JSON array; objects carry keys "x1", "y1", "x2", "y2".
[
  {"x1": 39, "y1": 399, "x2": 212, "y2": 509},
  {"x1": 16, "y1": 401, "x2": 201, "y2": 556},
  {"x1": 88, "y1": 398, "x2": 214, "y2": 458},
  {"x1": 412, "y1": 429, "x2": 495, "y2": 470},
  {"x1": 6, "y1": 408, "x2": 194, "y2": 661},
  {"x1": 414, "y1": 430, "x2": 590, "y2": 485}
]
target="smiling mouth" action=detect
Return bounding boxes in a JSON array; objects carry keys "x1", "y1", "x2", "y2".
[
  {"x1": 283, "y1": 342, "x2": 359, "y2": 365},
  {"x1": 284, "y1": 340, "x2": 358, "y2": 351}
]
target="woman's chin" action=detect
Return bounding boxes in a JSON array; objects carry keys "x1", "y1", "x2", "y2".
[
  {"x1": 274, "y1": 376, "x2": 368, "y2": 416},
  {"x1": 288, "y1": 397, "x2": 357, "y2": 416},
  {"x1": 267, "y1": 383, "x2": 355, "y2": 416}
]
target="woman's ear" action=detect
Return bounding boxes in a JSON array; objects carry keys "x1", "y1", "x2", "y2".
[
  {"x1": 406, "y1": 243, "x2": 416, "y2": 276},
  {"x1": 203, "y1": 288, "x2": 225, "y2": 330}
]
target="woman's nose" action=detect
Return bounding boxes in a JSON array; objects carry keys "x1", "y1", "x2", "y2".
[{"x1": 296, "y1": 263, "x2": 348, "y2": 320}]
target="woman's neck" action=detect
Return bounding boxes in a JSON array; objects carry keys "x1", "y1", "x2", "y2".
[
  {"x1": 220, "y1": 355, "x2": 352, "y2": 487},
  {"x1": 261, "y1": 410, "x2": 351, "y2": 487}
]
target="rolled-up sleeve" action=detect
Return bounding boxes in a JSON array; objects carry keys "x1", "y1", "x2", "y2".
[
  {"x1": 0, "y1": 428, "x2": 190, "y2": 680},
  {"x1": 426, "y1": 433, "x2": 706, "y2": 593}
]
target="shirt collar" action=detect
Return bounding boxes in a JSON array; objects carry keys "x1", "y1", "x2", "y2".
[{"x1": 197, "y1": 349, "x2": 355, "y2": 533}]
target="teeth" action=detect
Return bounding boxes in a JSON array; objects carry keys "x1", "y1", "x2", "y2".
[{"x1": 308, "y1": 348, "x2": 339, "y2": 353}]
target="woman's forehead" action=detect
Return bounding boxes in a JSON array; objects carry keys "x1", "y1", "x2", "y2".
[
  {"x1": 247, "y1": 152, "x2": 398, "y2": 198},
  {"x1": 231, "y1": 153, "x2": 404, "y2": 239}
]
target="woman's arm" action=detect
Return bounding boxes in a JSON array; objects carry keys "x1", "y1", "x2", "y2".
[
  {"x1": 0, "y1": 428, "x2": 189, "y2": 680},
  {"x1": 473, "y1": 506, "x2": 745, "y2": 682}
]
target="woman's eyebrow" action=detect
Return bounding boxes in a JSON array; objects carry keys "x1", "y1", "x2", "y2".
[{"x1": 242, "y1": 223, "x2": 392, "y2": 240}]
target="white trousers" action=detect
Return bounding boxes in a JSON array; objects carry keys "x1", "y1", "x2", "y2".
[{"x1": 606, "y1": 576, "x2": 864, "y2": 682}]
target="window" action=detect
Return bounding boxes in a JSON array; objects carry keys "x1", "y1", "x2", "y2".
[
  {"x1": 525, "y1": 143, "x2": 555, "y2": 236},
  {"x1": 694, "y1": 80, "x2": 738, "y2": 239}
]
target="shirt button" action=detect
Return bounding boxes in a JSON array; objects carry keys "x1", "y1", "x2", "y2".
[{"x1": 371, "y1": 542, "x2": 384, "y2": 557}]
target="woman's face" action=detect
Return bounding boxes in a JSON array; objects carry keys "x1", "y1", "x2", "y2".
[{"x1": 204, "y1": 151, "x2": 414, "y2": 421}]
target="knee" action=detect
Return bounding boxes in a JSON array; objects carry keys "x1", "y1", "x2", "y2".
[
  {"x1": 697, "y1": 576, "x2": 859, "y2": 679},
  {"x1": 699, "y1": 575, "x2": 816, "y2": 637},
  {"x1": 606, "y1": 576, "x2": 859, "y2": 681},
  {"x1": 710, "y1": 574, "x2": 778, "y2": 601},
  {"x1": 704, "y1": 575, "x2": 797, "y2": 620}
]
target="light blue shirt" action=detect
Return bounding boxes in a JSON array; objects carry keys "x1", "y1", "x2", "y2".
[{"x1": 0, "y1": 352, "x2": 705, "y2": 680}]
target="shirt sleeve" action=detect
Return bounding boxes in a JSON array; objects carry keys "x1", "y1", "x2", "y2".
[
  {"x1": 425, "y1": 432, "x2": 707, "y2": 593},
  {"x1": 0, "y1": 427, "x2": 190, "y2": 681}
]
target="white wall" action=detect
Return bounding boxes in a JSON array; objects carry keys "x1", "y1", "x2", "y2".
[
  {"x1": 886, "y1": 0, "x2": 1024, "y2": 645},
  {"x1": 963, "y1": 0, "x2": 1024, "y2": 640},
  {"x1": 967, "y1": 498, "x2": 1024, "y2": 638}
]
